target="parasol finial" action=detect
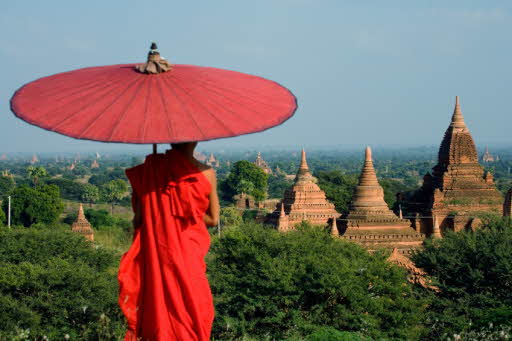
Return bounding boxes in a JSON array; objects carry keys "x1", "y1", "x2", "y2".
[{"x1": 136, "y1": 42, "x2": 172, "y2": 74}]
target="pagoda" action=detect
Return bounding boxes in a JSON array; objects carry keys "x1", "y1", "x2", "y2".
[
  {"x1": 205, "y1": 153, "x2": 220, "y2": 168},
  {"x1": 482, "y1": 146, "x2": 495, "y2": 163},
  {"x1": 91, "y1": 159, "x2": 100, "y2": 169},
  {"x1": 254, "y1": 152, "x2": 273, "y2": 175},
  {"x1": 267, "y1": 149, "x2": 339, "y2": 230},
  {"x1": 405, "y1": 97, "x2": 502, "y2": 234},
  {"x1": 0, "y1": 153, "x2": 7, "y2": 161},
  {"x1": 30, "y1": 154, "x2": 39, "y2": 164},
  {"x1": 504, "y1": 188, "x2": 512, "y2": 217},
  {"x1": 71, "y1": 204, "x2": 94, "y2": 241},
  {"x1": 340, "y1": 147, "x2": 424, "y2": 252}
]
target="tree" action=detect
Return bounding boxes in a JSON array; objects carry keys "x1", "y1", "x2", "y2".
[
  {"x1": 316, "y1": 171, "x2": 358, "y2": 214},
  {"x1": 268, "y1": 173, "x2": 292, "y2": 199},
  {"x1": 413, "y1": 217, "x2": 512, "y2": 339},
  {"x1": 208, "y1": 223, "x2": 426, "y2": 340},
  {"x1": 0, "y1": 228, "x2": 124, "y2": 339},
  {"x1": 46, "y1": 178, "x2": 87, "y2": 201},
  {"x1": 222, "y1": 161, "x2": 268, "y2": 202},
  {"x1": 219, "y1": 206, "x2": 243, "y2": 228},
  {"x1": 81, "y1": 183, "x2": 100, "y2": 207},
  {"x1": 26, "y1": 166, "x2": 47, "y2": 187},
  {"x1": 1, "y1": 185, "x2": 64, "y2": 227},
  {"x1": 0, "y1": 176, "x2": 15, "y2": 200},
  {"x1": 101, "y1": 180, "x2": 128, "y2": 214}
]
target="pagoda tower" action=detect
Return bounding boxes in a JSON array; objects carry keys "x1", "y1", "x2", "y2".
[
  {"x1": 341, "y1": 147, "x2": 424, "y2": 252},
  {"x1": 71, "y1": 204, "x2": 94, "y2": 241},
  {"x1": 482, "y1": 146, "x2": 495, "y2": 163},
  {"x1": 30, "y1": 154, "x2": 39, "y2": 164},
  {"x1": 91, "y1": 159, "x2": 100, "y2": 169},
  {"x1": 406, "y1": 96, "x2": 502, "y2": 233},
  {"x1": 268, "y1": 149, "x2": 339, "y2": 229},
  {"x1": 254, "y1": 152, "x2": 273, "y2": 175}
]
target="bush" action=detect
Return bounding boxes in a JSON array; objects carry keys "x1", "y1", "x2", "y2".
[
  {"x1": 0, "y1": 227, "x2": 125, "y2": 339},
  {"x1": 413, "y1": 217, "x2": 512, "y2": 339},
  {"x1": 208, "y1": 223, "x2": 426, "y2": 340},
  {"x1": 2, "y1": 185, "x2": 64, "y2": 227}
]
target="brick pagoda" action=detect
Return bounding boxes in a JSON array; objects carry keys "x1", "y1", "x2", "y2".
[
  {"x1": 340, "y1": 147, "x2": 424, "y2": 252},
  {"x1": 482, "y1": 146, "x2": 495, "y2": 163},
  {"x1": 267, "y1": 149, "x2": 339, "y2": 231},
  {"x1": 71, "y1": 204, "x2": 94, "y2": 241},
  {"x1": 405, "y1": 97, "x2": 502, "y2": 234},
  {"x1": 254, "y1": 152, "x2": 273, "y2": 175}
]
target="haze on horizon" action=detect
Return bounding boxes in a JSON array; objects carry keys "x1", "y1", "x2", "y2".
[{"x1": 1, "y1": 1, "x2": 511, "y2": 153}]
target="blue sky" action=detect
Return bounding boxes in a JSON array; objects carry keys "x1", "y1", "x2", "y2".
[{"x1": 1, "y1": 1, "x2": 511, "y2": 152}]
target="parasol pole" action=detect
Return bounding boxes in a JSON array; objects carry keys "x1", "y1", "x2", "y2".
[{"x1": 153, "y1": 144, "x2": 157, "y2": 155}]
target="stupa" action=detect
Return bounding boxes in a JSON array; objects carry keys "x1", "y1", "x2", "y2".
[
  {"x1": 30, "y1": 154, "x2": 39, "y2": 164},
  {"x1": 267, "y1": 149, "x2": 339, "y2": 230},
  {"x1": 91, "y1": 159, "x2": 100, "y2": 169},
  {"x1": 0, "y1": 153, "x2": 7, "y2": 161},
  {"x1": 205, "y1": 153, "x2": 220, "y2": 168},
  {"x1": 254, "y1": 152, "x2": 273, "y2": 175},
  {"x1": 387, "y1": 248, "x2": 439, "y2": 291},
  {"x1": 504, "y1": 188, "x2": 512, "y2": 217},
  {"x1": 405, "y1": 97, "x2": 502, "y2": 234},
  {"x1": 340, "y1": 147, "x2": 424, "y2": 252},
  {"x1": 482, "y1": 146, "x2": 495, "y2": 163},
  {"x1": 71, "y1": 204, "x2": 94, "y2": 241}
]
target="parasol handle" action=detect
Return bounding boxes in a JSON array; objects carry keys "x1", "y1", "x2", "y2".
[{"x1": 153, "y1": 144, "x2": 157, "y2": 154}]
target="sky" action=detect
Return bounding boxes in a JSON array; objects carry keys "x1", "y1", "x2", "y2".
[{"x1": 1, "y1": 1, "x2": 511, "y2": 153}]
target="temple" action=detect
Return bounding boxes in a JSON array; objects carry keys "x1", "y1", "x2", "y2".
[
  {"x1": 254, "y1": 152, "x2": 273, "y2": 175},
  {"x1": 71, "y1": 204, "x2": 94, "y2": 241},
  {"x1": 504, "y1": 188, "x2": 512, "y2": 217},
  {"x1": 404, "y1": 97, "x2": 503, "y2": 234},
  {"x1": 387, "y1": 248, "x2": 439, "y2": 291},
  {"x1": 267, "y1": 149, "x2": 339, "y2": 231},
  {"x1": 91, "y1": 159, "x2": 100, "y2": 169},
  {"x1": 482, "y1": 146, "x2": 495, "y2": 163},
  {"x1": 0, "y1": 153, "x2": 7, "y2": 161},
  {"x1": 205, "y1": 153, "x2": 220, "y2": 168},
  {"x1": 30, "y1": 154, "x2": 39, "y2": 164},
  {"x1": 340, "y1": 147, "x2": 424, "y2": 253}
]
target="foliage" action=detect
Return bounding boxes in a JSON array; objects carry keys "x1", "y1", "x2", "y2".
[
  {"x1": 267, "y1": 173, "x2": 292, "y2": 199},
  {"x1": 208, "y1": 223, "x2": 425, "y2": 340},
  {"x1": 0, "y1": 205, "x2": 5, "y2": 226},
  {"x1": 221, "y1": 161, "x2": 269, "y2": 202},
  {"x1": 0, "y1": 176, "x2": 15, "y2": 199},
  {"x1": 26, "y1": 166, "x2": 48, "y2": 187},
  {"x1": 101, "y1": 179, "x2": 128, "y2": 214},
  {"x1": 1, "y1": 185, "x2": 64, "y2": 227},
  {"x1": 220, "y1": 206, "x2": 243, "y2": 228},
  {"x1": 316, "y1": 171, "x2": 358, "y2": 214},
  {"x1": 413, "y1": 217, "x2": 512, "y2": 339},
  {"x1": 81, "y1": 183, "x2": 100, "y2": 205},
  {"x1": 45, "y1": 178, "x2": 88, "y2": 201},
  {"x1": 306, "y1": 327, "x2": 364, "y2": 341},
  {"x1": 0, "y1": 227, "x2": 125, "y2": 339}
]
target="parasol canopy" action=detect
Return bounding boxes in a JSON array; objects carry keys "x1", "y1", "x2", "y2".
[{"x1": 10, "y1": 44, "x2": 297, "y2": 144}]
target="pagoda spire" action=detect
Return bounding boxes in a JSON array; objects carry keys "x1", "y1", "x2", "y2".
[
  {"x1": 358, "y1": 146, "x2": 380, "y2": 186},
  {"x1": 295, "y1": 149, "x2": 313, "y2": 182},
  {"x1": 280, "y1": 202, "x2": 286, "y2": 217},
  {"x1": 78, "y1": 203, "x2": 86, "y2": 220},
  {"x1": 431, "y1": 215, "x2": 442, "y2": 239},
  {"x1": 450, "y1": 96, "x2": 466, "y2": 130},
  {"x1": 330, "y1": 216, "x2": 339, "y2": 236}
]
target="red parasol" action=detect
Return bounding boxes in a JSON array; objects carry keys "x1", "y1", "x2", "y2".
[{"x1": 10, "y1": 43, "x2": 297, "y2": 144}]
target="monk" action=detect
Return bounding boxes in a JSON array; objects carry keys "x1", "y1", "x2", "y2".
[{"x1": 118, "y1": 142, "x2": 220, "y2": 341}]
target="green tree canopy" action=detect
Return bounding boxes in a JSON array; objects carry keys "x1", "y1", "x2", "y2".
[
  {"x1": 222, "y1": 160, "x2": 268, "y2": 202},
  {"x1": 46, "y1": 178, "x2": 88, "y2": 201},
  {"x1": 0, "y1": 176, "x2": 15, "y2": 199},
  {"x1": 26, "y1": 166, "x2": 47, "y2": 187},
  {"x1": 0, "y1": 228, "x2": 124, "y2": 339},
  {"x1": 101, "y1": 179, "x2": 128, "y2": 214},
  {"x1": 81, "y1": 183, "x2": 100, "y2": 206},
  {"x1": 413, "y1": 217, "x2": 512, "y2": 338},
  {"x1": 316, "y1": 171, "x2": 358, "y2": 214},
  {"x1": 208, "y1": 223, "x2": 425, "y2": 340},
  {"x1": 1, "y1": 185, "x2": 64, "y2": 227}
]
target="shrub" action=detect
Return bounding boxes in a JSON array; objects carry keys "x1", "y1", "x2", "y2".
[
  {"x1": 0, "y1": 227, "x2": 125, "y2": 339},
  {"x1": 208, "y1": 223, "x2": 425, "y2": 340},
  {"x1": 413, "y1": 217, "x2": 512, "y2": 339}
]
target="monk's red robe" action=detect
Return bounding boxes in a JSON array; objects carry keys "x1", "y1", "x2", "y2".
[{"x1": 118, "y1": 149, "x2": 214, "y2": 340}]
